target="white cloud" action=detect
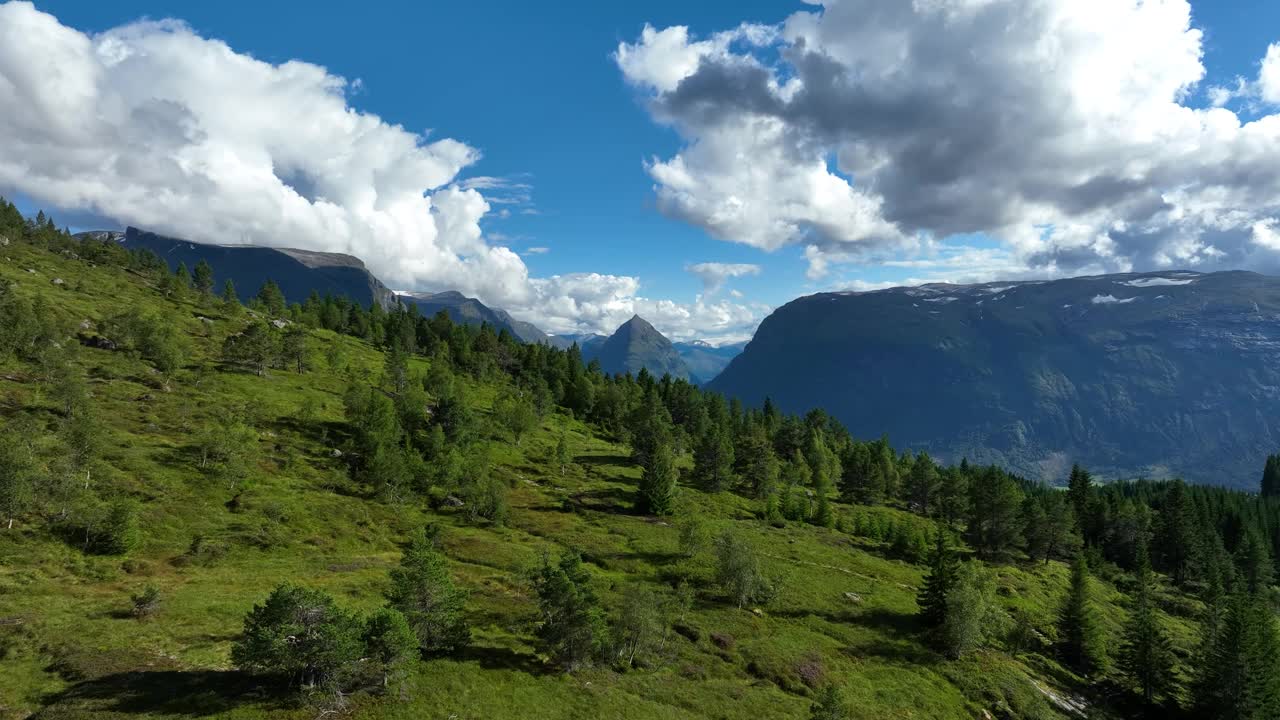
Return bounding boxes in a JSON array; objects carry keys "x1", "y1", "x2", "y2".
[
  {"x1": 685, "y1": 261, "x2": 761, "y2": 292},
  {"x1": 523, "y1": 246, "x2": 550, "y2": 255},
  {"x1": 1262, "y1": 43, "x2": 1280, "y2": 104},
  {"x1": 619, "y1": 0, "x2": 1280, "y2": 281},
  {"x1": 0, "y1": 2, "x2": 760, "y2": 342}
]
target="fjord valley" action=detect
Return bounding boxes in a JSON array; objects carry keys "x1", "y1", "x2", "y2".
[{"x1": 5, "y1": 203, "x2": 1280, "y2": 720}]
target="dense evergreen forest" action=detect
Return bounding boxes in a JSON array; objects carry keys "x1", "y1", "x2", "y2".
[{"x1": 3, "y1": 197, "x2": 1280, "y2": 719}]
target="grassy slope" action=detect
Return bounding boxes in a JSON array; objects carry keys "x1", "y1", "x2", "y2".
[{"x1": 0, "y1": 242, "x2": 1195, "y2": 719}]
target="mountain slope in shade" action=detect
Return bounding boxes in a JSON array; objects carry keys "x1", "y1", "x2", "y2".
[
  {"x1": 708, "y1": 270, "x2": 1280, "y2": 488},
  {"x1": 591, "y1": 315, "x2": 692, "y2": 380},
  {"x1": 673, "y1": 340, "x2": 747, "y2": 385},
  {"x1": 103, "y1": 227, "x2": 397, "y2": 308},
  {"x1": 549, "y1": 332, "x2": 606, "y2": 351},
  {"x1": 398, "y1": 290, "x2": 549, "y2": 344}
]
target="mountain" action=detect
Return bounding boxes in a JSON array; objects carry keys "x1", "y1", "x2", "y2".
[
  {"x1": 549, "y1": 332, "x2": 606, "y2": 351},
  {"x1": 708, "y1": 270, "x2": 1280, "y2": 488},
  {"x1": 589, "y1": 315, "x2": 692, "y2": 380},
  {"x1": 398, "y1": 290, "x2": 550, "y2": 344},
  {"x1": 673, "y1": 340, "x2": 747, "y2": 385},
  {"x1": 99, "y1": 227, "x2": 397, "y2": 308}
]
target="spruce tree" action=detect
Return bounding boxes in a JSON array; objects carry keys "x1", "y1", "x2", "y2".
[
  {"x1": 638, "y1": 442, "x2": 679, "y2": 516},
  {"x1": 1118, "y1": 540, "x2": 1176, "y2": 707},
  {"x1": 221, "y1": 279, "x2": 239, "y2": 305},
  {"x1": 918, "y1": 527, "x2": 958, "y2": 629},
  {"x1": 1058, "y1": 555, "x2": 1106, "y2": 675}
]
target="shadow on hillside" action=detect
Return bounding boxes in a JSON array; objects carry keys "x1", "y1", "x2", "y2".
[
  {"x1": 455, "y1": 645, "x2": 546, "y2": 674},
  {"x1": 574, "y1": 454, "x2": 633, "y2": 469},
  {"x1": 570, "y1": 487, "x2": 638, "y2": 514},
  {"x1": 839, "y1": 608, "x2": 940, "y2": 665},
  {"x1": 33, "y1": 670, "x2": 291, "y2": 718}
]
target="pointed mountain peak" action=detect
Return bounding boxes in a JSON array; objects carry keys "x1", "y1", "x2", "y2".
[{"x1": 618, "y1": 314, "x2": 658, "y2": 334}]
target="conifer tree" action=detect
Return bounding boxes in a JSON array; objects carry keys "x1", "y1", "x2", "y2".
[
  {"x1": 1067, "y1": 464, "x2": 1093, "y2": 540},
  {"x1": 966, "y1": 467, "x2": 1024, "y2": 557},
  {"x1": 1262, "y1": 454, "x2": 1280, "y2": 498},
  {"x1": 693, "y1": 423, "x2": 735, "y2": 492},
  {"x1": 940, "y1": 561, "x2": 1006, "y2": 659},
  {"x1": 385, "y1": 527, "x2": 470, "y2": 653},
  {"x1": 1058, "y1": 555, "x2": 1106, "y2": 675},
  {"x1": 554, "y1": 431, "x2": 571, "y2": 476},
  {"x1": 1195, "y1": 593, "x2": 1280, "y2": 719},
  {"x1": 530, "y1": 551, "x2": 607, "y2": 671},
  {"x1": 0, "y1": 425, "x2": 36, "y2": 530},
  {"x1": 174, "y1": 261, "x2": 192, "y2": 289},
  {"x1": 221, "y1": 279, "x2": 239, "y2": 305},
  {"x1": 638, "y1": 442, "x2": 679, "y2": 516},
  {"x1": 918, "y1": 527, "x2": 958, "y2": 629},
  {"x1": 907, "y1": 451, "x2": 940, "y2": 515},
  {"x1": 192, "y1": 259, "x2": 214, "y2": 295},
  {"x1": 256, "y1": 279, "x2": 286, "y2": 316},
  {"x1": 1118, "y1": 540, "x2": 1176, "y2": 707}
]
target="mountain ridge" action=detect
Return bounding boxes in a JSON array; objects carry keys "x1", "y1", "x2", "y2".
[{"x1": 709, "y1": 269, "x2": 1280, "y2": 487}]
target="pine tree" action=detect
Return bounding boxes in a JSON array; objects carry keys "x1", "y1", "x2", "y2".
[
  {"x1": 554, "y1": 431, "x2": 571, "y2": 476},
  {"x1": 192, "y1": 259, "x2": 214, "y2": 295},
  {"x1": 1118, "y1": 540, "x2": 1176, "y2": 707},
  {"x1": 1155, "y1": 480, "x2": 1197, "y2": 586},
  {"x1": 967, "y1": 467, "x2": 1024, "y2": 557},
  {"x1": 1058, "y1": 555, "x2": 1106, "y2": 675},
  {"x1": 638, "y1": 442, "x2": 679, "y2": 516},
  {"x1": 693, "y1": 423, "x2": 735, "y2": 492},
  {"x1": 221, "y1": 279, "x2": 239, "y2": 305},
  {"x1": 174, "y1": 262, "x2": 192, "y2": 289},
  {"x1": 256, "y1": 279, "x2": 286, "y2": 316},
  {"x1": 385, "y1": 527, "x2": 470, "y2": 654},
  {"x1": 530, "y1": 552, "x2": 607, "y2": 671},
  {"x1": 1262, "y1": 454, "x2": 1280, "y2": 498},
  {"x1": 1196, "y1": 593, "x2": 1280, "y2": 719},
  {"x1": 0, "y1": 426, "x2": 36, "y2": 529},
  {"x1": 1067, "y1": 464, "x2": 1093, "y2": 541},
  {"x1": 907, "y1": 451, "x2": 940, "y2": 515},
  {"x1": 918, "y1": 527, "x2": 958, "y2": 629}
]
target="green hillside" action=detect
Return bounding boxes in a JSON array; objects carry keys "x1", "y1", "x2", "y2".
[{"x1": 0, "y1": 204, "x2": 1275, "y2": 720}]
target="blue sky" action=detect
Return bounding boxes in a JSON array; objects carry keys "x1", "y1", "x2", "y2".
[
  {"x1": 28, "y1": 0, "x2": 814, "y2": 309},
  {"x1": 7, "y1": 1, "x2": 1280, "y2": 341}
]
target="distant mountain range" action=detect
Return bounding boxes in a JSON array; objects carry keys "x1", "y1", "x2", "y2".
[
  {"x1": 397, "y1": 290, "x2": 549, "y2": 345},
  {"x1": 709, "y1": 270, "x2": 1280, "y2": 488},
  {"x1": 93, "y1": 227, "x2": 398, "y2": 309},
  {"x1": 672, "y1": 340, "x2": 747, "y2": 384},
  {"x1": 78, "y1": 228, "x2": 742, "y2": 379}
]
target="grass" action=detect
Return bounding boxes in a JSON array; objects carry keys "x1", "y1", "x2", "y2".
[{"x1": 0, "y1": 240, "x2": 1171, "y2": 719}]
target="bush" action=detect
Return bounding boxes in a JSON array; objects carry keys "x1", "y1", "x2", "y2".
[{"x1": 130, "y1": 585, "x2": 161, "y2": 619}]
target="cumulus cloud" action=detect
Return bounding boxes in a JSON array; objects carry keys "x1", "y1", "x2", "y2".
[
  {"x1": 0, "y1": 2, "x2": 759, "y2": 341},
  {"x1": 685, "y1": 261, "x2": 761, "y2": 293},
  {"x1": 618, "y1": 0, "x2": 1280, "y2": 282}
]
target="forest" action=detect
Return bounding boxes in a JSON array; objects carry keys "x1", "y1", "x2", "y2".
[{"x1": 3, "y1": 196, "x2": 1280, "y2": 719}]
